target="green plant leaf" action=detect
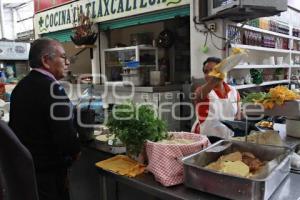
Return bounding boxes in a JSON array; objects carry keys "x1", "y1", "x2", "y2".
[{"x1": 107, "y1": 101, "x2": 167, "y2": 156}]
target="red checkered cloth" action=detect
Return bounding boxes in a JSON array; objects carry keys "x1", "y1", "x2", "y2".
[{"x1": 145, "y1": 132, "x2": 209, "y2": 187}]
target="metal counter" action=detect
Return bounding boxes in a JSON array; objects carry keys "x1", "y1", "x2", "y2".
[
  {"x1": 96, "y1": 167, "x2": 300, "y2": 200},
  {"x1": 86, "y1": 123, "x2": 300, "y2": 200},
  {"x1": 94, "y1": 134, "x2": 300, "y2": 200}
]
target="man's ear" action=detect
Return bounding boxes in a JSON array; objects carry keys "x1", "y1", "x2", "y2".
[{"x1": 41, "y1": 55, "x2": 51, "y2": 70}]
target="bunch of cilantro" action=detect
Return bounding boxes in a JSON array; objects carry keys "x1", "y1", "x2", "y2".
[{"x1": 107, "y1": 102, "x2": 167, "y2": 156}]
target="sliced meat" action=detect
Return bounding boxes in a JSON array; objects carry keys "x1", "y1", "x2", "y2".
[{"x1": 242, "y1": 156, "x2": 263, "y2": 172}]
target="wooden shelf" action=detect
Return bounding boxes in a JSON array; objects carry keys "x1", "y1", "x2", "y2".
[{"x1": 232, "y1": 80, "x2": 289, "y2": 90}]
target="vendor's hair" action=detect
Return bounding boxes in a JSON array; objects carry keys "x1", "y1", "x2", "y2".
[
  {"x1": 203, "y1": 57, "x2": 221, "y2": 72},
  {"x1": 29, "y1": 38, "x2": 60, "y2": 69}
]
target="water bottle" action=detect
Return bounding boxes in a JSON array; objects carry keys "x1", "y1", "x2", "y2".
[{"x1": 0, "y1": 71, "x2": 6, "y2": 83}]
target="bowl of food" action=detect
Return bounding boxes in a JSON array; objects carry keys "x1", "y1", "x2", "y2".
[{"x1": 255, "y1": 120, "x2": 274, "y2": 131}]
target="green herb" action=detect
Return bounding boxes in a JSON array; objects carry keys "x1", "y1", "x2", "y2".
[
  {"x1": 107, "y1": 101, "x2": 167, "y2": 156},
  {"x1": 275, "y1": 68, "x2": 284, "y2": 75},
  {"x1": 250, "y1": 69, "x2": 263, "y2": 84},
  {"x1": 242, "y1": 92, "x2": 270, "y2": 104}
]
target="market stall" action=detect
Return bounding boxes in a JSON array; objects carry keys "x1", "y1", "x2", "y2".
[
  {"x1": 28, "y1": 1, "x2": 300, "y2": 200},
  {"x1": 93, "y1": 123, "x2": 300, "y2": 200}
]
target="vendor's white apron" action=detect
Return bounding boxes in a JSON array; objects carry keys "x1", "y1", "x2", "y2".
[{"x1": 192, "y1": 86, "x2": 238, "y2": 139}]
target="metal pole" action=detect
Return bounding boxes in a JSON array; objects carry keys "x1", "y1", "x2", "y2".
[
  {"x1": 0, "y1": 0, "x2": 4, "y2": 39},
  {"x1": 12, "y1": 8, "x2": 17, "y2": 39}
]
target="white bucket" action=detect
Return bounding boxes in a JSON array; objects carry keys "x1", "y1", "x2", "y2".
[
  {"x1": 286, "y1": 119, "x2": 300, "y2": 138},
  {"x1": 150, "y1": 71, "x2": 164, "y2": 86}
]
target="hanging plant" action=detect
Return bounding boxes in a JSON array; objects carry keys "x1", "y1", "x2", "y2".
[{"x1": 70, "y1": 12, "x2": 97, "y2": 45}]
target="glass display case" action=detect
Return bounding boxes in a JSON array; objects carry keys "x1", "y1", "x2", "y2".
[{"x1": 103, "y1": 45, "x2": 158, "y2": 83}]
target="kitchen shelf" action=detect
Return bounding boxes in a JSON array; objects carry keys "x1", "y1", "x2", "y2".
[
  {"x1": 291, "y1": 50, "x2": 300, "y2": 54},
  {"x1": 103, "y1": 45, "x2": 156, "y2": 52},
  {"x1": 123, "y1": 65, "x2": 156, "y2": 69},
  {"x1": 103, "y1": 45, "x2": 158, "y2": 83},
  {"x1": 107, "y1": 64, "x2": 156, "y2": 68},
  {"x1": 232, "y1": 80, "x2": 289, "y2": 90},
  {"x1": 231, "y1": 44, "x2": 290, "y2": 53},
  {"x1": 236, "y1": 23, "x2": 291, "y2": 39},
  {"x1": 234, "y1": 65, "x2": 290, "y2": 69},
  {"x1": 292, "y1": 37, "x2": 300, "y2": 41},
  {"x1": 227, "y1": 20, "x2": 300, "y2": 90}
]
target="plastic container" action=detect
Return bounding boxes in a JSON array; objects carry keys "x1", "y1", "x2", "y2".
[
  {"x1": 276, "y1": 57, "x2": 284, "y2": 65},
  {"x1": 125, "y1": 61, "x2": 139, "y2": 68},
  {"x1": 150, "y1": 71, "x2": 164, "y2": 86},
  {"x1": 121, "y1": 73, "x2": 144, "y2": 86},
  {"x1": 0, "y1": 71, "x2": 6, "y2": 83}
]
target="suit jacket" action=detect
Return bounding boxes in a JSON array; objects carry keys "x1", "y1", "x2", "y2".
[{"x1": 9, "y1": 70, "x2": 80, "y2": 172}]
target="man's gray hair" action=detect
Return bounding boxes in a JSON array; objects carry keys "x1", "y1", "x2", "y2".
[{"x1": 29, "y1": 38, "x2": 60, "y2": 69}]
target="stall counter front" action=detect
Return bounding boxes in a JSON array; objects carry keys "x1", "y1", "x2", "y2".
[
  {"x1": 94, "y1": 128, "x2": 300, "y2": 200},
  {"x1": 96, "y1": 167, "x2": 300, "y2": 200}
]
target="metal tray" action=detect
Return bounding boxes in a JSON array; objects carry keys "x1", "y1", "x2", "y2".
[
  {"x1": 182, "y1": 140, "x2": 291, "y2": 200},
  {"x1": 294, "y1": 143, "x2": 300, "y2": 154},
  {"x1": 291, "y1": 143, "x2": 300, "y2": 174}
]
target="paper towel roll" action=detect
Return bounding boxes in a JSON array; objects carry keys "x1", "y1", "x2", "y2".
[{"x1": 150, "y1": 71, "x2": 164, "y2": 86}]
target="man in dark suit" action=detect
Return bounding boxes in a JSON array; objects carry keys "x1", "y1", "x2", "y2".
[{"x1": 9, "y1": 38, "x2": 80, "y2": 200}]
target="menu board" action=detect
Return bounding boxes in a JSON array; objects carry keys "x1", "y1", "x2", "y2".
[{"x1": 0, "y1": 41, "x2": 30, "y2": 60}]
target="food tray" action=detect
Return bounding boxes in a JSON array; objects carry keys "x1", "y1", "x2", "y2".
[
  {"x1": 182, "y1": 140, "x2": 291, "y2": 200},
  {"x1": 291, "y1": 143, "x2": 300, "y2": 174},
  {"x1": 294, "y1": 143, "x2": 300, "y2": 155}
]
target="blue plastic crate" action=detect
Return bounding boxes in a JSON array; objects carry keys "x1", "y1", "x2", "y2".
[{"x1": 125, "y1": 61, "x2": 139, "y2": 68}]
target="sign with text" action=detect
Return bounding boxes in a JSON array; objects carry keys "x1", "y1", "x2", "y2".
[
  {"x1": 0, "y1": 41, "x2": 30, "y2": 60},
  {"x1": 34, "y1": 0, "x2": 189, "y2": 34}
]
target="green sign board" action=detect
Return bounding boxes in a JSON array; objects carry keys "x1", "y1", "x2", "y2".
[{"x1": 34, "y1": 0, "x2": 189, "y2": 34}]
